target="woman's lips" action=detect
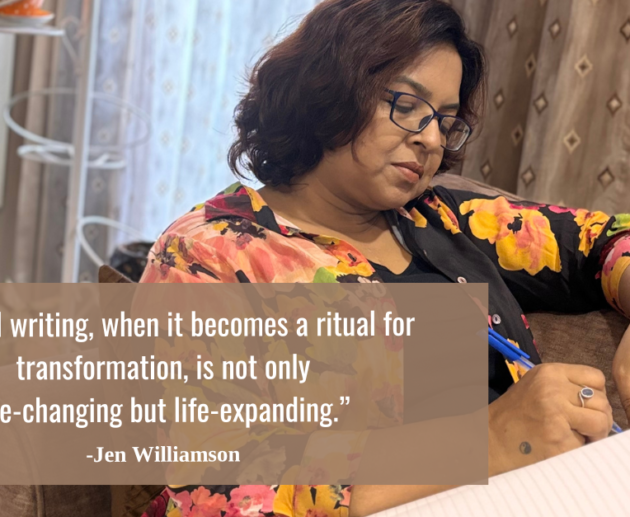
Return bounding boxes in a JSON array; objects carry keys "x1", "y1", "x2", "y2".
[{"x1": 393, "y1": 162, "x2": 425, "y2": 183}]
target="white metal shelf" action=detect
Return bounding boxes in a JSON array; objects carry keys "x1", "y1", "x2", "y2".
[
  {"x1": 78, "y1": 216, "x2": 152, "y2": 268},
  {"x1": 3, "y1": 87, "x2": 151, "y2": 170},
  {"x1": 0, "y1": 24, "x2": 64, "y2": 37},
  {"x1": 1, "y1": 2, "x2": 151, "y2": 282}
]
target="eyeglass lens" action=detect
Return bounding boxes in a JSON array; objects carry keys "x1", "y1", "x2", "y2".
[{"x1": 391, "y1": 93, "x2": 469, "y2": 150}]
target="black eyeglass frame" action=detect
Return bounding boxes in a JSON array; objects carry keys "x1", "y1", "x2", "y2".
[{"x1": 384, "y1": 88, "x2": 472, "y2": 152}]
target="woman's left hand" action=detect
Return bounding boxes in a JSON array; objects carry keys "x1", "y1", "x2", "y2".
[{"x1": 613, "y1": 323, "x2": 630, "y2": 423}]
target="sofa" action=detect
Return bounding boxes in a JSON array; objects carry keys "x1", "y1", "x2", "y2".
[{"x1": 1, "y1": 173, "x2": 627, "y2": 517}]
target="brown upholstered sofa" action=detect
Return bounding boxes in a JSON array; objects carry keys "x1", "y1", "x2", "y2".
[{"x1": 1, "y1": 174, "x2": 627, "y2": 517}]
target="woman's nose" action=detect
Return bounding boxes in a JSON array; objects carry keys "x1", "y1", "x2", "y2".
[{"x1": 410, "y1": 118, "x2": 443, "y2": 151}]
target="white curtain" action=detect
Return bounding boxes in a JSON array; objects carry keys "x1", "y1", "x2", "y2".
[{"x1": 99, "y1": 0, "x2": 321, "y2": 242}]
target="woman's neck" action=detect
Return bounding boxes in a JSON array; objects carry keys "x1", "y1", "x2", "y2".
[
  {"x1": 258, "y1": 176, "x2": 385, "y2": 239},
  {"x1": 257, "y1": 175, "x2": 414, "y2": 273}
]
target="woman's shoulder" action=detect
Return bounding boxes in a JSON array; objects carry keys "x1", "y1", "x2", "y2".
[
  {"x1": 157, "y1": 183, "x2": 268, "y2": 244},
  {"x1": 141, "y1": 184, "x2": 272, "y2": 283}
]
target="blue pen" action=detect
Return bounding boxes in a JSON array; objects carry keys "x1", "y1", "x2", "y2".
[
  {"x1": 488, "y1": 327, "x2": 623, "y2": 434},
  {"x1": 489, "y1": 328, "x2": 531, "y2": 360},
  {"x1": 488, "y1": 334, "x2": 536, "y2": 370}
]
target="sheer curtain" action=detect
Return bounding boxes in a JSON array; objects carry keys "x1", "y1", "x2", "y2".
[{"x1": 102, "y1": 0, "x2": 321, "y2": 243}]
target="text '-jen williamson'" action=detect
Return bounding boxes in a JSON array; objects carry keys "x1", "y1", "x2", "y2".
[{"x1": 88, "y1": 446, "x2": 240, "y2": 463}]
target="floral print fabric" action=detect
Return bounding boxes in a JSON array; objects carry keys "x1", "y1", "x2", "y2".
[
  {"x1": 601, "y1": 233, "x2": 630, "y2": 318},
  {"x1": 140, "y1": 181, "x2": 630, "y2": 517},
  {"x1": 143, "y1": 485, "x2": 353, "y2": 517},
  {"x1": 459, "y1": 197, "x2": 562, "y2": 275}
]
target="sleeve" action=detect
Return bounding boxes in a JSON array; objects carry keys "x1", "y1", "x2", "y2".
[
  {"x1": 139, "y1": 219, "x2": 240, "y2": 284},
  {"x1": 601, "y1": 233, "x2": 630, "y2": 318},
  {"x1": 432, "y1": 186, "x2": 630, "y2": 314},
  {"x1": 139, "y1": 217, "x2": 359, "y2": 513}
]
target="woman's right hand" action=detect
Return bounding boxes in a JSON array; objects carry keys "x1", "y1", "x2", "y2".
[{"x1": 488, "y1": 363, "x2": 613, "y2": 476}]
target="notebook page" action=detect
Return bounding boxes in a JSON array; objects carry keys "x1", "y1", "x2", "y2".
[{"x1": 369, "y1": 430, "x2": 630, "y2": 517}]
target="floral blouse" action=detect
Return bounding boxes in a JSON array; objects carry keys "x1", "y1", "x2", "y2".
[{"x1": 140, "y1": 181, "x2": 630, "y2": 517}]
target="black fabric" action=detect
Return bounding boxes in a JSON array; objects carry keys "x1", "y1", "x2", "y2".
[
  {"x1": 369, "y1": 254, "x2": 451, "y2": 283},
  {"x1": 198, "y1": 183, "x2": 630, "y2": 405},
  {"x1": 109, "y1": 241, "x2": 153, "y2": 282},
  {"x1": 370, "y1": 255, "x2": 514, "y2": 403}
]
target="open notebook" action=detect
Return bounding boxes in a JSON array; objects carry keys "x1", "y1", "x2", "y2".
[{"x1": 370, "y1": 430, "x2": 630, "y2": 517}]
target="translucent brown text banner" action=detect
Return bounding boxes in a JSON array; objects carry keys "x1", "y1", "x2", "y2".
[{"x1": 0, "y1": 283, "x2": 488, "y2": 485}]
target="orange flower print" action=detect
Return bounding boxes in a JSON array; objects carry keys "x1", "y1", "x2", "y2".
[
  {"x1": 164, "y1": 236, "x2": 194, "y2": 272},
  {"x1": 460, "y1": 197, "x2": 561, "y2": 275},
  {"x1": 224, "y1": 486, "x2": 275, "y2": 517},
  {"x1": 601, "y1": 234, "x2": 630, "y2": 318},
  {"x1": 398, "y1": 207, "x2": 428, "y2": 228},
  {"x1": 411, "y1": 210, "x2": 428, "y2": 228},
  {"x1": 548, "y1": 205, "x2": 611, "y2": 257},
  {"x1": 573, "y1": 210, "x2": 610, "y2": 258},
  {"x1": 190, "y1": 487, "x2": 228, "y2": 517},
  {"x1": 312, "y1": 237, "x2": 374, "y2": 281},
  {"x1": 425, "y1": 195, "x2": 460, "y2": 235}
]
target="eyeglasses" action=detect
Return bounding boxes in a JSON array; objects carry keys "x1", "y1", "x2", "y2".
[{"x1": 384, "y1": 89, "x2": 472, "y2": 152}]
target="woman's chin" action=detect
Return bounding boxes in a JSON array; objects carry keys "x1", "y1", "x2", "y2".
[{"x1": 373, "y1": 187, "x2": 427, "y2": 210}]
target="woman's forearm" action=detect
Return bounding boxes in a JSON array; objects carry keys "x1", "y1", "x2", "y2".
[
  {"x1": 348, "y1": 405, "x2": 521, "y2": 517},
  {"x1": 349, "y1": 408, "x2": 489, "y2": 517}
]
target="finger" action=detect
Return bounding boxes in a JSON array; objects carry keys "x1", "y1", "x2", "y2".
[
  {"x1": 616, "y1": 382, "x2": 630, "y2": 419},
  {"x1": 566, "y1": 406, "x2": 613, "y2": 442},
  {"x1": 569, "y1": 429, "x2": 587, "y2": 448},
  {"x1": 551, "y1": 428, "x2": 586, "y2": 455},
  {"x1": 564, "y1": 385, "x2": 611, "y2": 415},
  {"x1": 560, "y1": 364, "x2": 607, "y2": 392},
  {"x1": 620, "y1": 393, "x2": 630, "y2": 421}
]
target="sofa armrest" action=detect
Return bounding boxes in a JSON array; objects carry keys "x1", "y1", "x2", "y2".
[
  {"x1": 0, "y1": 348, "x2": 112, "y2": 516},
  {"x1": 526, "y1": 309, "x2": 629, "y2": 429},
  {"x1": 0, "y1": 485, "x2": 110, "y2": 517}
]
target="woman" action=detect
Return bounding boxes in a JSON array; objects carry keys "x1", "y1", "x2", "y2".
[{"x1": 140, "y1": 0, "x2": 630, "y2": 515}]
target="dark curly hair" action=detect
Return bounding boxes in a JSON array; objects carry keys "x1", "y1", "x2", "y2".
[{"x1": 228, "y1": 0, "x2": 487, "y2": 187}]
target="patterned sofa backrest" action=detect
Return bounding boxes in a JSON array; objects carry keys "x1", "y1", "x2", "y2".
[{"x1": 431, "y1": 172, "x2": 525, "y2": 201}]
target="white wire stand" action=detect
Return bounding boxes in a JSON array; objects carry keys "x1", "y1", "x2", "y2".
[
  {"x1": 78, "y1": 215, "x2": 152, "y2": 269},
  {"x1": 0, "y1": 24, "x2": 64, "y2": 37},
  {"x1": 0, "y1": 15, "x2": 82, "y2": 66},
  {"x1": 3, "y1": 87, "x2": 151, "y2": 171},
  {"x1": 1, "y1": 0, "x2": 152, "y2": 282}
]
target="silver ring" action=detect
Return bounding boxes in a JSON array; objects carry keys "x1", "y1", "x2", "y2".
[{"x1": 579, "y1": 386, "x2": 595, "y2": 408}]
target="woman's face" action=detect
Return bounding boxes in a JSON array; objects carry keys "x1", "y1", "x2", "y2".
[{"x1": 315, "y1": 44, "x2": 464, "y2": 211}]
